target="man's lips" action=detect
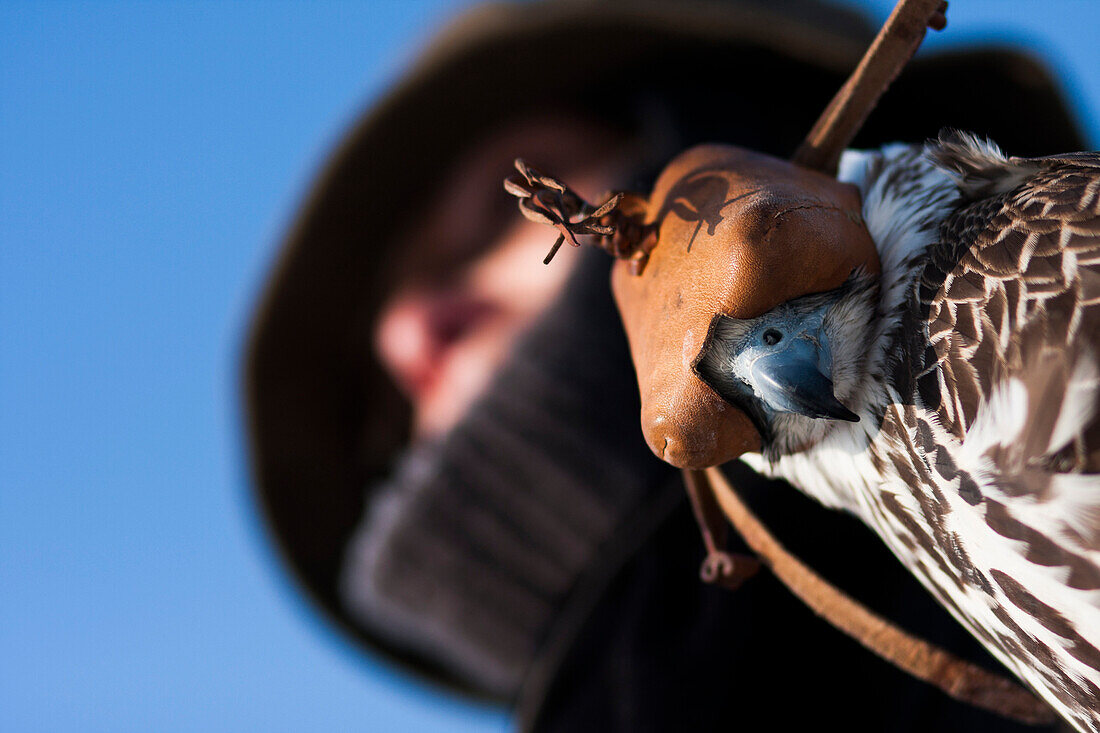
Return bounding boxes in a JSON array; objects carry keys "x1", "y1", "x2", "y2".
[{"x1": 376, "y1": 289, "x2": 501, "y2": 405}]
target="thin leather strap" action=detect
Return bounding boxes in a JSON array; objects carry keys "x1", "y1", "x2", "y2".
[
  {"x1": 690, "y1": 467, "x2": 1055, "y2": 726},
  {"x1": 793, "y1": 0, "x2": 947, "y2": 174}
]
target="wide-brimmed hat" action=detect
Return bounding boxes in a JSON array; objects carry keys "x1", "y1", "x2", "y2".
[{"x1": 244, "y1": 0, "x2": 1084, "y2": 700}]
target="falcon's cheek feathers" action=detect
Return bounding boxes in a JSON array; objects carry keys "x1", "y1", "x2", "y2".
[{"x1": 695, "y1": 274, "x2": 877, "y2": 452}]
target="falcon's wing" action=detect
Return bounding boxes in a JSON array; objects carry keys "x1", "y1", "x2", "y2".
[{"x1": 911, "y1": 144, "x2": 1100, "y2": 550}]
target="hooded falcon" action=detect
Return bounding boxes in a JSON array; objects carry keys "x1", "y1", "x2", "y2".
[
  {"x1": 685, "y1": 131, "x2": 1100, "y2": 732},
  {"x1": 505, "y1": 127, "x2": 1100, "y2": 728}
]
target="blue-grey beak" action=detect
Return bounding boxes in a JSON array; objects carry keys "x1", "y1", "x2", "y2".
[{"x1": 749, "y1": 338, "x2": 859, "y2": 422}]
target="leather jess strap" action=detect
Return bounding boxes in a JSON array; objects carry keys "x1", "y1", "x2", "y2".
[{"x1": 689, "y1": 467, "x2": 1055, "y2": 726}]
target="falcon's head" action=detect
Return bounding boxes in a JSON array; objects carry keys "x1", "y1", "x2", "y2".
[
  {"x1": 694, "y1": 269, "x2": 878, "y2": 458},
  {"x1": 610, "y1": 144, "x2": 881, "y2": 468}
]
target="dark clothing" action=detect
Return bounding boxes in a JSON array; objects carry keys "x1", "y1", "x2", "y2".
[
  {"x1": 524, "y1": 472, "x2": 1059, "y2": 732},
  {"x1": 341, "y1": 253, "x2": 668, "y2": 696}
]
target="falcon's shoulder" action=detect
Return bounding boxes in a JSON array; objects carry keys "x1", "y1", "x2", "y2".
[{"x1": 910, "y1": 133, "x2": 1100, "y2": 492}]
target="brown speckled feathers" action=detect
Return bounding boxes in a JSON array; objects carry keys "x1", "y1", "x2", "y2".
[
  {"x1": 880, "y1": 141, "x2": 1100, "y2": 731},
  {"x1": 917, "y1": 150, "x2": 1100, "y2": 455},
  {"x1": 684, "y1": 136, "x2": 1100, "y2": 729}
]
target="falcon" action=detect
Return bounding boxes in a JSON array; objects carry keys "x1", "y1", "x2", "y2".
[
  {"x1": 689, "y1": 131, "x2": 1100, "y2": 732},
  {"x1": 505, "y1": 127, "x2": 1100, "y2": 728}
]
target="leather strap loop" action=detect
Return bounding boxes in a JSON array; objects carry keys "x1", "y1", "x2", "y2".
[{"x1": 689, "y1": 467, "x2": 1055, "y2": 726}]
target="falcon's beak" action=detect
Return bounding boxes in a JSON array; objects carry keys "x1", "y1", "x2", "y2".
[{"x1": 748, "y1": 335, "x2": 859, "y2": 422}]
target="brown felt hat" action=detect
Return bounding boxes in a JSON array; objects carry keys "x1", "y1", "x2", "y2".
[{"x1": 243, "y1": 0, "x2": 1085, "y2": 698}]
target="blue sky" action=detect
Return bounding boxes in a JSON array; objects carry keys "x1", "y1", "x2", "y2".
[{"x1": 2, "y1": 1, "x2": 1098, "y2": 731}]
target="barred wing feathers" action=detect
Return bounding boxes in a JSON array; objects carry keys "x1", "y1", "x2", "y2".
[{"x1": 883, "y1": 140, "x2": 1100, "y2": 730}]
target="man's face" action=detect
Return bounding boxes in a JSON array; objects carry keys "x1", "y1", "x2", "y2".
[{"x1": 374, "y1": 116, "x2": 625, "y2": 439}]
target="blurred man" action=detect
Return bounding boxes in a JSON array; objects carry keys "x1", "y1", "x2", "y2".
[{"x1": 245, "y1": 0, "x2": 1084, "y2": 729}]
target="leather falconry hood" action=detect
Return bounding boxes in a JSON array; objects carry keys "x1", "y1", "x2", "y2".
[
  {"x1": 505, "y1": 0, "x2": 946, "y2": 470},
  {"x1": 507, "y1": 144, "x2": 879, "y2": 469},
  {"x1": 611, "y1": 145, "x2": 878, "y2": 468}
]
